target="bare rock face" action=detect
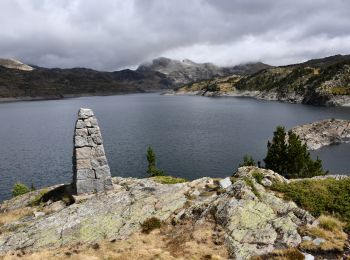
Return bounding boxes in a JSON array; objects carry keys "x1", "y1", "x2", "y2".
[
  {"x1": 73, "y1": 108, "x2": 113, "y2": 195},
  {"x1": 291, "y1": 119, "x2": 350, "y2": 150},
  {"x1": 0, "y1": 58, "x2": 33, "y2": 71}
]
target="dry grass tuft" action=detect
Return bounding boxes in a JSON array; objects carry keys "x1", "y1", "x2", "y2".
[
  {"x1": 299, "y1": 215, "x2": 347, "y2": 253},
  {"x1": 251, "y1": 247, "x2": 304, "y2": 260},
  {"x1": 1, "y1": 219, "x2": 228, "y2": 260},
  {"x1": 0, "y1": 208, "x2": 33, "y2": 226}
]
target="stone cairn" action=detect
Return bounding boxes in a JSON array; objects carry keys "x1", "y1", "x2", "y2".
[{"x1": 72, "y1": 108, "x2": 113, "y2": 195}]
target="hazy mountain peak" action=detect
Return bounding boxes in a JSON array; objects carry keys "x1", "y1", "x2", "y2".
[{"x1": 0, "y1": 58, "x2": 33, "y2": 71}]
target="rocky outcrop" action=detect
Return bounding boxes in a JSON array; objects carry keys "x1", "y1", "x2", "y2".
[
  {"x1": 73, "y1": 108, "x2": 113, "y2": 195},
  {"x1": 291, "y1": 119, "x2": 350, "y2": 150},
  {"x1": 0, "y1": 58, "x2": 33, "y2": 71},
  {"x1": 0, "y1": 167, "x2": 320, "y2": 259}
]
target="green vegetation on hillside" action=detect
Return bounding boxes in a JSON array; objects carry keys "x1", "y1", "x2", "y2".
[
  {"x1": 152, "y1": 175, "x2": 187, "y2": 184},
  {"x1": 272, "y1": 178, "x2": 350, "y2": 231},
  {"x1": 12, "y1": 182, "x2": 30, "y2": 197},
  {"x1": 264, "y1": 126, "x2": 325, "y2": 178},
  {"x1": 177, "y1": 55, "x2": 350, "y2": 105}
]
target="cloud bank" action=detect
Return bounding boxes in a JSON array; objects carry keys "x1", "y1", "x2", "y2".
[{"x1": 0, "y1": 0, "x2": 350, "y2": 70}]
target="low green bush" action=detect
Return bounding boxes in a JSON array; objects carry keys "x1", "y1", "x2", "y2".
[
  {"x1": 12, "y1": 183, "x2": 30, "y2": 197},
  {"x1": 141, "y1": 217, "x2": 161, "y2": 234},
  {"x1": 152, "y1": 175, "x2": 187, "y2": 184},
  {"x1": 29, "y1": 190, "x2": 48, "y2": 206},
  {"x1": 252, "y1": 170, "x2": 264, "y2": 184},
  {"x1": 271, "y1": 178, "x2": 350, "y2": 230}
]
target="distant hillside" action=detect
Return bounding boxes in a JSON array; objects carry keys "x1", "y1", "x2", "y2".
[
  {"x1": 0, "y1": 57, "x2": 269, "y2": 100},
  {"x1": 138, "y1": 57, "x2": 271, "y2": 85},
  {"x1": 176, "y1": 54, "x2": 350, "y2": 106}
]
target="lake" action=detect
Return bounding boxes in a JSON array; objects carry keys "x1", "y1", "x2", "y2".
[{"x1": 0, "y1": 93, "x2": 349, "y2": 201}]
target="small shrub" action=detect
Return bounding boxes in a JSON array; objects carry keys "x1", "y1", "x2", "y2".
[
  {"x1": 152, "y1": 175, "x2": 187, "y2": 184},
  {"x1": 271, "y1": 178, "x2": 350, "y2": 230},
  {"x1": 252, "y1": 170, "x2": 264, "y2": 184},
  {"x1": 141, "y1": 217, "x2": 161, "y2": 234},
  {"x1": 29, "y1": 190, "x2": 48, "y2": 206},
  {"x1": 239, "y1": 155, "x2": 256, "y2": 167},
  {"x1": 12, "y1": 183, "x2": 30, "y2": 197}
]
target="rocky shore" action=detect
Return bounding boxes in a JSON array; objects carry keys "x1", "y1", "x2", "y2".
[
  {"x1": 0, "y1": 167, "x2": 322, "y2": 259},
  {"x1": 167, "y1": 89, "x2": 350, "y2": 107},
  {"x1": 291, "y1": 119, "x2": 350, "y2": 150}
]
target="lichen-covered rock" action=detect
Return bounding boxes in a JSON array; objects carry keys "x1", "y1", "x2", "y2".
[{"x1": 0, "y1": 167, "x2": 319, "y2": 259}]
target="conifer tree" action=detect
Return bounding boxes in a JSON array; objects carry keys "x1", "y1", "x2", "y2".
[
  {"x1": 146, "y1": 146, "x2": 165, "y2": 177},
  {"x1": 264, "y1": 126, "x2": 325, "y2": 178},
  {"x1": 264, "y1": 126, "x2": 289, "y2": 176}
]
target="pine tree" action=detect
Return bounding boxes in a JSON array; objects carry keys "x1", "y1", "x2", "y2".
[
  {"x1": 146, "y1": 146, "x2": 165, "y2": 177},
  {"x1": 146, "y1": 146, "x2": 156, "y2": 173},
  {"x1": 264, "y1": 126, "x2": 325, "y2": 178},
  {"x1": 239, "y1": 155, "x2": 256, "y2": 167},
  {"x1": 264, "y1": 126, "x2": 288, "y2": 176}
]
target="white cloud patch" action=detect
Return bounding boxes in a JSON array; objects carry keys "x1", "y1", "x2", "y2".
[{"x1": 0, "y1": 0, "x2": 349, "y2": 70}]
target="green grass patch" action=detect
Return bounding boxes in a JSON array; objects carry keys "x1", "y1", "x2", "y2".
[
  {"x1": 244, "y1": 177, "x2": 261, "y2": 199},
  {"x1": 271, "y1": 178, "x2": 350, "y2": 230},
  {"x1": 152, "y1": 175, "x2": 187, "y2": 184},
  {"x1": 252, "y1": 170, "x2": 264, "y2": 184}
]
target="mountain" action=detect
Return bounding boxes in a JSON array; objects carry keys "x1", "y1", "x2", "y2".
[
  {"x1": 137, "y1": 57, "x2": 271, "y2": 85},
  {"x1": 0, "y1": 58, "x2": 33, "y2": 71},
  {"x1": 0, "y1": 57, "x2": 269, "y2": 101},
  {"x1": 175, "y1": 54, "x2": 350, "y2": 106}
]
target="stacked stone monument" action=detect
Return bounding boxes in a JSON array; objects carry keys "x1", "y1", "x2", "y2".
[{"x1": 73, "y1": 108, "x2": 113, "y2": 195}]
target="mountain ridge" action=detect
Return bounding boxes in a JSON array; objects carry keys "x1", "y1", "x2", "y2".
[
  {"x1": 0, "y1": 57, "x2": 269, "y2": 101},
  {"x1": 174, "y1": 54, "x2": 350, "y2": 106}
]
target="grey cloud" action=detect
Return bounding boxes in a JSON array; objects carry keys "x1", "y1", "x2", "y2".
[{"x1": 0, "y1": 0, "x2": 349, "y2": 70}]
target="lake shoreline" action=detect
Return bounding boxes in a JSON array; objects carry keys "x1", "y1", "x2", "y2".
[{"x1": 0, "y1": 90, "x2": 166, "y2": 103}]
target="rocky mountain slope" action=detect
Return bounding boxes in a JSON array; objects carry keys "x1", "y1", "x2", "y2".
[
  {"x1": 2, "y1": 167, "x2": 345, "y2": 259},
  {"x1": 137, "y1": 57, "x2": 270, "y2": 85},
  {"x1": 0, "y1": 57, "x2": 268, "y2": 101},
  {"x1": 174, "y1": 54, "x2": 350, "y2": 106},
  {"x1": 0, "y1": 58, "x2": 33, "y2": 71}
]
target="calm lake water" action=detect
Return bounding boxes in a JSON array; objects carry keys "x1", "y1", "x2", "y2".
[{"x1": 0, "y1": 93, "x2": 350, "y2": 201}]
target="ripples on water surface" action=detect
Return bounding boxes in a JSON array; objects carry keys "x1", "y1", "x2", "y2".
[{"x1": 0, "y1": 93, "x2": 349, "y2": 200}]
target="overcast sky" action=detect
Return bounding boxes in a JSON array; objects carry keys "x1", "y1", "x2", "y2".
[{"x1": 1, "y1": 0, "x2": 350, "y2": 71}]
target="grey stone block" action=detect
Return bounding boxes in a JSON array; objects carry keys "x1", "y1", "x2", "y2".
[
  {"x1": 76, "y1": 159, "x2": 92, "y2": 170},
  {"x1": 92, "y1": 145, "x2": 105, "y2": 157},
  {"x1": 75, "y1": 136, "x2": 89, "y2": 147},
  {"x1": 78, "y1": 108, "x2": 94, "y2": 119},
  {"x1": 75, "y1": 128, "x2": 88, "y2": 136},
  {"x1": 76, "y1": 179, "x2": 94, "y2": 194},
  {"x1": 75, "y1": 147, "x2": 92, "y2": 159},
  {"x1": 91, "y1": 157, "x2": 108, "y2": 168},
  {"x1": 76, "y1": 169, "x2": 95, "y2": 180},
  {"x1": 95, "y1": 165, "x2": 111, "y2": 179}
]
